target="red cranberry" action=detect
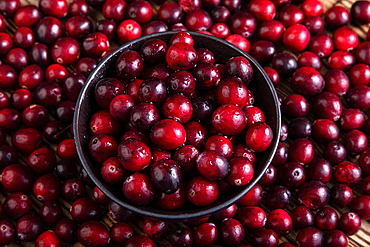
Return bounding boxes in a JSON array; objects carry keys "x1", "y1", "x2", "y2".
[
  {"x1": 237, "y1": 206, "x2": 266, "y2": 231},
  {"x1": 323, "y1": 229, "x2": 348, "y2": 247},
  {"x1": 264, "y1": 185, "x2": 292, "y2": 210},
  {"x1": 142, "y1": 219, "x2": 168, "y2": 238},
  {"x1": 338, "y1": 211, "x2": 361, "y2": 235},
  {"x1": 39, "y1": 0, "x2": 68, "y2": 18},
  {"x1": 333, "y1": 26, "x2": 359, "y2": 51},
  {"x1": 309, "y1": 32, "x2": 334, "y2": 58},
  {"x1": 259, "y1": 165, "x2": 277, "y2": 187},
  {"x1": 297, "y1": 181, "x2": 329, "y2": 210},
  {"x1": 250, "y1": 227, "x2": 279, "y2": 247},
  {"x1": 288, "y1": 138, "x2": 314, "y2": 164},
  {"x1": 27, "y1": 147, "x2": 56, "y2": 174},
  {"x1": 267, "y1": 209, "x2": 293, "y2": 236},
  {"x1": 123, "y1": 172, "x2": 155, "y2": 205},
  {"x1": 343, "y1": 129, "x2": 368, "y2": 155},
  {"x1": 297, "y1": 51, "x2": 322, "y2": 70},
  {"x1": 39, "y1": 201, "x2": 63, "y2": 226},
  {"x1": 276, "y1": 162, "x2": 306, "y2": 190},
  {"x1": 110, "y1": 222, "x2": 133, "y2": 244},
  {"x1": 117, "y1": 19, "x2": 142, "y2": 43},
  {"x1": 328, "y1": 50, "x2": 356, "y2": 71},
  {"x1": 245, "y1": 122, "x2": 273, "y2": 152},
  {"x1": 229, "y1": 11, "x2": 256, "y2": 39},
  {"x1": 330, "y1": 184, "x2": 353, "y2": 208},
  {"x1": 150, "y1": 158, "x2": 182, "y2": 194},
  {"x1": 301, "y1": 0, "x2": 323, "y2": 17},
  {"x1": 150, "y1": 119, "x2": 186, "y2": 150},
  {"x1": 16, "y1": 213, "x2": 43, "y2": 241},
  {"x1": 291, "y1": 205, "x2": 314, "y2": 229},
  {"x1": 0, "y1": 0, "x2": 20, "y2": 17},
  {"x1": 35, "y1": 16, "x2": 63, "y2": 45},
  {"x1": 77, "y1": 220, "x2": 110, "y2": 247},
  {"x1": 102, "y1": 0, "x2": 126, "y2": 23},
  {"x1": 3, "y1": 192, "x2": 32, "y2": 219},
  {"x1": 186, "y1": 175, "x2": 219, "y2": 206},
  {"x1": 291, "y1": 66, "x2": 324, "y2": 98},
  {"x1": 351, "y1": 195, "x2": 370, "y2": 220},
  {"x1": 314, "y1": 207, "x2": 338, "y2": 231},
  {"x1": 333, "y1": 161, "x2": 362, "y2": 186},
  {"x1": 0, "y1": 219, "x2": 15, "y2": 245},
  {"x1": 13, "y1": 26, "x2": 35, "y2": 50},
  {"x1": 33, "y1": 173, "x2": 61, "y2": 202},
  {"x1": 62, "y1": 178, "x2": 87, "y2": 201},
  {"x1": 219, "y1": 218, "x2": 245, "y2": 246},
  {"x1": 256, "y1": 20, "x2": 285, "y2": 44},
  {"x1": 312, "y1": 118, "x2": 340, "y2": 143},
  {"x1": 126, "y1": 0, "x2": 153, "y2": 24},
  {"x1": 279, "y1": 4, "x2": 304, "y2": 26},
  {"x1": 71, "y1": 198, "x2": 102, "y2": 223},
  {"x1": 82, "y1": 32, "x2": 109, "y2": 59},
  {"x1": 34, "y1": 81, "x2": 63, "y2": 109},
  {"x1": 295, "y1": 227, "x2": 323, "y2": 247},
  {"x1": 303, "y1": 16, "x2": 325, "y2": 34},
  {"x1": 35, "y1": 230, "x2": 61, "y2": 247},
  {"x1": 6, "y1": 48, "x2": 30, "y2": 71},
  {"x1": 11, "y1": 128, "x2": 42, "y2": 155},
  {"x1": 324, "y1": 5, "x2": 350, "y2": 28},
  {"x1": 168, "y1": 227, "x2": 193, "y2": 247},
  {"x1": 64, "y1": 15, "x2": 93, "y2": 40},
  {"x1": 29, "y1": 43, "x2": 52, "y2": 68},
  {"x1": 194, "y1": 222, "x2": 217, "y2": 246},
  {"x1": 51, "y1": 37, "x2": 80, "y2": 65},
  {"x1": 324, "y1": 69, "x2": 350, "y2": 96},
  {"x1": 68, "y1": 0, "x2": 90, "y2": 16},
  {"x1": 248, "y1": 0, "x2": 276, "y2": 22},
  {"x1": 13, "y1": 5, "x2": 41, "y2": 28}
]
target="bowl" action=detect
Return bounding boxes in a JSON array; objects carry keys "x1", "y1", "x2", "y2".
[{"x1": 74, "y1": 31, "x2": 281, "y2": 220}]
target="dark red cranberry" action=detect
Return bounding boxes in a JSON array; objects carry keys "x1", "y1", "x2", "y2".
[
  {"x1": 338, "y1": 212, "x2": 361, "y2": 235},
  {"x1": 1, "y1": 163, "x2": 34, "y2": 192},
  {"x1": 0, "y1": 219, "x2": 15, "y2": 245},
  {"x1": 346, "y1": 85, "x2": 370, "y2": 110},
  {"x1": 39, "y1": 200, "x2": 63, "y2": 226},
  {"x1": 6, "y1": 48, "x2": 30, "y2": 71},
  {"x1": 16, "y1": 213, "x2": 43, "y2": 241},
  {"x1": 276, "y1": 162, "x2": 306, "y2": 190},
  {"x1": 34, "y1": 81, "x2": 63, "y2": 109},
  {"x1": 303, "y1": 16, "x2": 325, "y2": 34},
  {"x1": 77, "y1": 220, "x2": 110, "y2": 247},
  {"x1": 264, "y1": 185, "x2": 292, "y2": 210},
  {"x1": 297, "y1": 51, "x2": 322, "y2": 70},
  {"x1": 62, "y1": 178, "x2": 87, "y2": 201},
  {"x1": 264, "y1": 67, "x2": 280, "y2": 87},
  {"x1": 150, "y1": 158, "x2": 182, "y2": 194},
  {"x1": 259, "y1": 165, "x2": 277, "y2": 187},
  {"x1": 297, "y1": 180, "x2": 329, "y2": 210},
  {"x1": 123, "y1": 172, "x2": 155, "y2": 205},
  {"x1": 228, "y1": 11, "x2": 256, "y2": 39},
  {"x1": 157, "y1": 2, "x2": 182, "y2": 26},
  {"x1": 288, "y1": 117, "x2": 311, "y2": 139},
  {"x1": 0, "y1": 108, "x2": 21, "y2": 132},
  {"x1": 71, "y1": 198, "x2": 102, "y2": 223},
  {"x1": 108, "y1": 201, "x2": 134, "y2": 222},
  {"x1": 219, "y1": 218, "x2": 244, "y2": 246},
  {"x1": 26, "y1": 147, "x2": 56, "y2": 174},
  {"x1": 272, "y1": 52, "x2": 298, "y2": 78},
  {"x1": 29, "y1": 43, "x2": 51, "y2": 68},
  {"x1": 194, "y1": 222, "x2": 217, "y2": 246},
  {"x1": 330, "y1": 184, "x2": 353, "y2": 207},
  {"x1": 324, "y1": 5, "x2": 350, "y2": 28},
  {"x1": 333, "y1": 161, "x2": 362, "y2": 187},
  {"x1": 116, "y1": 50, "x2": 144, "y2": 80},
  {"x1": 35, "y1": 16, "x2": 63, "y2": 45},
  {"x1": 295, "y1": 227, "x2": 323, "y2": 247},
  {"x1": 250, "y1": 228, "x2": 279, "y2": 247},
  {"x1": 81, "y1": 32, "x2": 109, "y2": 59},
  {"x1": 351, "y1": 195, "x2": 370, "y2": 220},
  {"x1": 0, "y1": 64, "x2": 17, "y2": 89},
  {"x1": 10, "y1": 88, "x2": 32, "y2": 110},
  {"x1": 13, "y1": 26, "x2": 35, "y2": 50},
  {"x1": 102, "y1": 0, "x2": 126, "y2": 23},
  {"x1": 0, "y1": 0, "x2": 20, "y2": 17},
  {"x1": 11, "y1": 127, "x2": 42, "y2": 155},
  {"x1": 3, "y1": 192, "x2": 32, "y2": 219},
  {"x1": 282, "y1": 94, "x2": 309, "y2": 118},
  {"x1": 323, "y1": 229, "x2": 348, "y2": 247},
  {"x1": 322, "y1": 141, "x2": 346, "y2": 165},
  {"x1": 168, "y1": 227, "x2": 193, "y2": 247},
  {"x1": 126, "y1": 0, "x2": 153, "y2": 24},
  {"x1": 267, "y1": 209, "x2": 293, "y2": 236},
  {"x1": 324, "y1": 69, "x2": 349, "y2": 96},
  {"x1": 291, "y1": 205, "x2": 314, "y2": 229},
  {"x1": 314, "y1": 207, "x2": 338, "y2": 231},
  {"x1": 238, "y1": 206, "x2": 266, "y2": 231},
  {"x1": 39, "y1": 0, "x2": 68, "y2": 18},
  {"x1": 343, "y1": 129, "x2": 368, "y2": 155},
  {"x1": 271, "y1": 142, "x2": 288, "y2": 166},
  {"x1": 22, "y1": 104, "x2": 48, "y2": 129},
  {"x1": 291, "y1": 66, "x2": 324, "y2": 98},
  {"x1": 288, "y1": 138, "x2": 314, "y2": 165},
  {"x1": 312, "y1": 91, "x2": 342, "y2": 121},
  {"x1": 312, "y1": 118, "x2": 340, "y2": 143},
  {"x1": 68, "y1": 0, "x2": 90, "y2": 16},
  {"x1": 51, "y1": 37, "x2": 80, "y2": 65},
  {"x1": 279, "y1": 4, "x2": 304, "y2": 26},
  {"x1": 309, "y1": 32, "x2": 334, "y2": 58},
  {"x1": 305, "y1": 158, "x2": 331, "y2": 184},
  {"x1": 64, "y1": 15, "x2": 93, "y2": 40},
  {"x1": 248, "y1": 0, "x2": 276, "y2": 22},
  {"x1": 110, "y1": 222, "x2": 133, "y2": 244},
  {"x1": 33, "y1": 173, "x2": 61, "y2": 202}
]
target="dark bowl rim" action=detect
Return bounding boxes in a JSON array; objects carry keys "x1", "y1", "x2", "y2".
[{"x1": 73, "y1": 31, "x2": 281, "y2": 220}]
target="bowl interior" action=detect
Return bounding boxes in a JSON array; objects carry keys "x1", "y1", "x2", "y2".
[{"x1": 74, "y1": 31, "x2": 281, "y2": 220}]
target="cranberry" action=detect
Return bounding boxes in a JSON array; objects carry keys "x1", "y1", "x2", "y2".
[
  {"x1": 259, "y1": 165, "x2": 277, "y2": 187},
  {"x1": 186, "y1": 175, "x2": 219, "y2": 206},
  {"x1": 45, "y1": 64, "x2": 68, "y2": 85},
  {"x1": 33, "y1": 173, "x2": 61, "y2": 202},
  {"x1": 68, "y1": 0, "x2": 90, "y2": 16},
  {"x1": 288, "y1": 117, "x2": 311, "y2": 139},
  {"x1": 219, "y1": 218, "x2": 245, "y2": 246},
  {"x1": 312, "y1": 118, "x2": 340, "y2": 143},
  {"x1": 0, "y1": 0, "x2": 20, "y2": 17},
  {"x1": 39, "y1": 0, "x2": 68, "y2": 18},
  {"x1": 309, "y1": 32, "x2": 334, "y2": 58},
  {"x1": 39, "y1": 201, "x2": 63, "y2": 226},
  {"x1": 35, "y1": 16, "x2": 63, "y2": 45},
  {"x1": 102, "y1": 0, "x2": 126, "y2": 23},
  {"x1": 333, "y1": 161, "x2": 362, "y2": 187},
  {"x1": 338, "y1": 211, "x2": 361, "y2": 235},
  {"x1": 324, "y1": 69, "x2": 350, "y2": 96},
  {"x1": 351, "y1": 0, "x2": 370, "y2": 24},
  {"x1": 297, "y1": 51, "x2": 322, "y2": 70},
  {"x1": 126, "y1": 0, "x2": 153, "y2": 24},
  {"x1": 238, "y1": 206, "x2": 267, "y2": 231},
  {"x1": 194, "y1": 222, "x2": 217, "y2": 246},
  {"x1": 3, "y1": 192, "x2": 33, "y2": 219},
  {"x1": 283, "y1": 24, "x2": 310, "y2": 52},
  {"x1": 229, "y1": 11, "x2": 256, "y2": 39},
  {"x1": 291, "y1": 205, "x2": 314, "y2": 229},
  {"x1": 81, "y1": 32, "x2": 109, "y2": 59},
  {"x1": 288, "y1": 138, "x2": 314, "y2": 165},
  {"x1": 62, "y1": 178, "x2": 87, "y2": 201},
  {"x1": 301, "y1": 0, "x2": 324, "y2": 17},
  {"x1": 6, "y1": 48, "x2": 30, "y2": 71},
  {"x1": 29, "y1": 43, "x2": 52, "y2": 68},
  {"x1": 324, "y1": 5, "x2": 350, "y2": 28},
  {"x1": 324, "y1": 229, "x2": 348, "y2": 247},
  {"x1": 328, "y1": 50, "x2": 356, "y2": 71},
  {"x1": 71, "y1": 198, "x2": 102, "y2": 223},
  {"x1": 314, "y1": 207, "x2": 338, "y2": 231},
  {"x1": 272, "y1": 52, "x2": 298, "y2": 78},
  {"x1": 13, "y1": 26, "x2": 35, "y2": 50},
  {"x1": 264, "y1": 185, "x2": 292, "y2": 210},
  {"x1": 27, "y1": 147, "x2": 56, "y2": 174},
  {"x1": 11, "y1": 128, "x2": 42, "y2": 155},
  {"x1": 123, "y1": 172, "x2": 155, "y2": 205},
  {"x1": 346, "y1": 85, "x2": 370, "y2": 110},
  {"x1": 168, "y1": 227, "x2": 193, "y2": 247},
  {"x1": 291, "y1": 66, "x2": 324, "y2": 98},
  {"x1": 77, "y1": 220, "x2": 110, "y2": 247},
  {"x1": 276, "y1": 162, "x2": 306, "y2": 190},
  {"x1": 330, "y1": 183, "x2": 353, "y2": 208},
  {"x1": 64, "y1": 15, "x2": 93, "y2": 40},
  {"x1": 250, "y1": 227, "x2": 279, "y2": 247},
  {"x1": 303, "y1": 16, "x2": 325, "y2": 34},
  {"x1": 297, "y1": 181, "x2": 329, "y2": 210},
  {"x1": 13, "y1": 5, "x2": 41, "y2": 28},
  {"x1": 150, "y1": 119, "x2": 186, "y2": 150},
  {"x1": 16, "y1": 213, "x2": 43, "y2": 241},
  {"x1": 264, "y1": 67, "x2": 280, "y2": 87},
  {"x1": 1, "y1": 163, "x2": 34, "y2": 193},
  {"x1": 110, "y1": 222, "x2": 133, "y2": 244},
  {"x1": 0, "y1": 219, "x2": 15, "y2": 245},
  {"x1": 267, "y1": 209, "x2": 293, "y2": 236},
  {"x1": 35, "y1": 230, "x2": 61, "y2": 247},
  {"x1": 295, "y1": 227, "x2": 323, "y2": 247},
  {"x1": 117, "y1": 19, "x2": 142, "y2": 43},
  {"x1": 248, "y1": 0, "x2": 276, "y2": 22},
  {"x1": 279, "y1": 4, "x2": 304, "y2": 26}
]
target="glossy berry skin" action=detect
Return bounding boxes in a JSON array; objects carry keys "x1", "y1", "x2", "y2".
[
  {"x1": 291, "y1": 205, "x2": 314, "y2": 229},
  {"x1": 351, "y1": 195, "x2": 370, "y2": 220},
  {"x1": 279, "y1": 4, "x2": 304, "y2": 27},
  {"x1": 312, "y1": 119, "x2": 340, "y2": 143},
  {"x1": 297, "y1": 181, "x2": 329, "y2": 210},
  {"x1": 117, "y1": 138, "x2": 151, "y2": 172},
  {"x1": 338, "y1": 212, "x2": 361, "y2": 235},
  {"x1": 33, "y1": 173, "x2": 61, "y2": 202},
  {"x1": 283, "y1": 24, "x2": 310, "y2": 52},
  {"x1": 256, "y1": 20, "x2": 285, "y2": 44},
  {"x1": 333, "y1": 26, "x2": 359, "y2": 51},
  {"x1": 150, "y1": 159, "x2": 182, "y2": 194},
  {"x1": 345, "y1": 85, "x2": 370, "y2": 110},
  {"x1": 267, "y1": 209, "x2": 293, "y2": 236},
  {"x1": 291, "y1": 67, "x2": 324, "y2": 98},
  {"x1": 324, "y1": 5, "x2": 350, "y2": 29},
  {"x1": 312, "y1": 91, "x2": 342, "y2": 121},
  {"x1": 314, "y1": 207, "x2": 338, "y2": 231},
  {"x1": 288, "y1": 138, "x2": 314, "y2": 165},
  {"x1": 168, "y1": 227, "x2": 193, "y2": 247},
  {"x1": 185, "y1": 9, "x2": 213, "y2": 31},
  {"x1": 16, "y1": 213, "x2": 43, "y2": 242},
  {"x1": 309, "y1": 32, "x2": 334, "y2": 58},
  {"x1": 351, "y1": 0, "x2": 370, "y2": 24},
  {"x1": 1, "y1": 164, "x2": 34, "y2": 193},
  {"x1": 247, "y1": 0, "x2": 276, "y2": 22},
  {"x1": 282, "y1": 94, "x2": 309, "y2": 118},
  {"x1": 186, "y1": 175, "x2": 219, "y2": 207},
  {"x1": 194, "y1": 222, "x2": 218, "y2": 246},
  {"x1": 333, "y1": 161, "x2": 362, "y2": 187},
  {"x1": 327, "y1": 50, "x2": 356, "y2": 71},
  {"x1": 150, "y1": 119, "x2": 186, "y2": 150},
  {"x1": 276, "y1": 162, "x2": 306, "y2": 190},
  {"x1": 295, "y1": 227, "x2": 323, "y2": 247},
  {"x1": 229, "y1": 11, "x2": 257, "y2": 39},
  {"x1": 123, "y1": 173, "x2": 155, "y2": 206},
  {"x1": 245, "y1": 122, "x2": 273, "y2": 152},
  {"x1": 196, "y1": 150, "x2": 229, "y2": 181},
  {"x1": 77, "y1": 220, "x2": 110, "y2": 247},
  {"x1": 212, "y1": 104, "x2": 247, "y2": 136},
  {"x1": 166, "y1": 42, "x2": 197, "y2": 71},
  {"x1": 0, "y1": 219, "x2": 15, "y2": 245},
  {"x1": 3, "y1": 192, "x2": 33, "y2": 219},
  {"x1": 219, "y1": 218, "x2": 245, "y2": 246},
  {"x1": 35, "y1": 230, "x2": 61, "y2": 247},
  {"x1": 237, "y1": 206, "x2": 267, "y2": 231}
]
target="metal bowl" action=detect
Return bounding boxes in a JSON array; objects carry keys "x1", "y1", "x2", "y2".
[{"x1": 74, "y1": 31, "x2": 281, "y2": 220}]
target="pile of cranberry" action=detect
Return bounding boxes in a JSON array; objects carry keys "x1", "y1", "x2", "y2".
[{"x1": 0, "y1": 0, "x2": 369, "y2": 246}]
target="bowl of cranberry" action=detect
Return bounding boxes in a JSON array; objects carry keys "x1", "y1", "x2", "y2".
[{"x1": 74, "y1": 31, "x2": 281, "y2": 220}]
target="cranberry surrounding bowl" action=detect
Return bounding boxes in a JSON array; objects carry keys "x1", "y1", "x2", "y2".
[{"x1": 74, "y1": 31, "x2": 281, "y2": 220}]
